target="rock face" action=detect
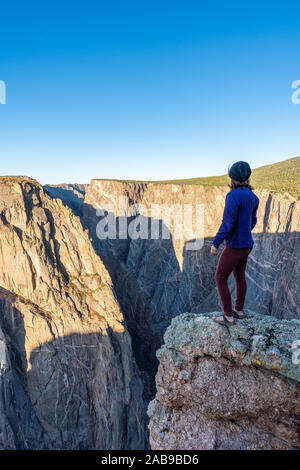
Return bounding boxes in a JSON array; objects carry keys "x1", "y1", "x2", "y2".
[
  {"x1": 148, "y1": 311, "x2": 300, "y2": 450},
  {"x1": 0, "y1": 178, "x2": 148, "y2": 449},
  {"x1": 82, "y1": 180, "x2": 300, "y2": 343},
  {"x1": 44, "y1": 184, "x2": 88, "y2": 217}
]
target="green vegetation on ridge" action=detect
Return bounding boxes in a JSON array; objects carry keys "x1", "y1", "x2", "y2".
[
  {"x1": 160, "y1": 156, "x2": 300, "y2": 198},
  {"x1": 94, "y1": 156, "x2": 300, "y2": 199}
]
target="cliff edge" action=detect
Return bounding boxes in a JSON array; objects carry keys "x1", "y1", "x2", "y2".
[{"x1": 148, "y1": 311, "x2": 300, "y2": 450}]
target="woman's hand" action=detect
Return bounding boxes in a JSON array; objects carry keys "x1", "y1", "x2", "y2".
[{"x1": 211, "y1": 245, "x2": 218, "y2": 256}]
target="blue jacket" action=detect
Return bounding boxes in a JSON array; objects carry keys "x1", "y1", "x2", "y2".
[{"x1": 213, "y1": 187, "x2": 259, "y2": 249}]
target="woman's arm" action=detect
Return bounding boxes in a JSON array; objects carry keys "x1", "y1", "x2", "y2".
[
  {"x1": 213, "y1": 193, "x2": 239, "y2": 248},
  {"x1": 251, "y1": 200, "x2": 259, "y2": 229}
]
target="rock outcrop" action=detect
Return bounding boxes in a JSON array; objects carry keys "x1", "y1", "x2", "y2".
[
  {"x1": 148, "y1": 311, "x2": 300, "y2": 450},
  {"x1": 0, "y1": 178, "x2": 148, "y2": 449}
]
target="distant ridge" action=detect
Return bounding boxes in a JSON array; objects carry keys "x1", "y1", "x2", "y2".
[{"x1": 91, "y1": 156, "x2": 300, "y2": 199}]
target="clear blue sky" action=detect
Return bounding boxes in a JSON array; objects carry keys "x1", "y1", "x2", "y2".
[{"x1": 0, "y1": 1, "x2": 300, "y2": 184}]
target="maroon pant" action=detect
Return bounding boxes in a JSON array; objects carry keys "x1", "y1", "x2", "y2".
[{"x1": 215, "y1": 246, "x2": 252, "y2": 317}]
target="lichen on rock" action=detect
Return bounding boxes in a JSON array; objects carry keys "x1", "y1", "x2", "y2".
[{"x1": 148, "y1": 311, "x2": 300, "y2": 450}]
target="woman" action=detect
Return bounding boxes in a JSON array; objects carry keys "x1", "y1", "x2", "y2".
[{"x1": 211, "y1": 161, "x2": 259, "y2": 325}]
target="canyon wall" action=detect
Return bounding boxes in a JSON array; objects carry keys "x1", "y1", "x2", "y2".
[
  {"x1": 148, "y1": 311, "x2": 300, "y2": 450},
  {"x1": 0, "y1": 178, "x2": 148, "y2": 449},
  {"x1": 82, "y1": 180, "x2": 300, "y2": 348},
  {"x1": 44, "y1": 184, "x2": 88, "y2": 217}
]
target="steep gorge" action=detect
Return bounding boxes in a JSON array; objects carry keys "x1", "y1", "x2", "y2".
[
  {"x1": 82, "y1": 179, "x2": 300, "y2": 335},
  {"x1": 0, "y1": 175, "x2": 299, "y2": 449},
  {"x1": 51, "y1": 179, "x2": 300, "y2": 440}
]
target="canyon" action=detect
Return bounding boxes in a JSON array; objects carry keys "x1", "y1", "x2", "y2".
[{"x1": 0, "y1": 170, "x2": 299, "y2": 449}]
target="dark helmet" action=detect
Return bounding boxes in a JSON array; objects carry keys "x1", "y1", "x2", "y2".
[{"x1": 228, "y1": 161, "x2": 251, "y2": 183}]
